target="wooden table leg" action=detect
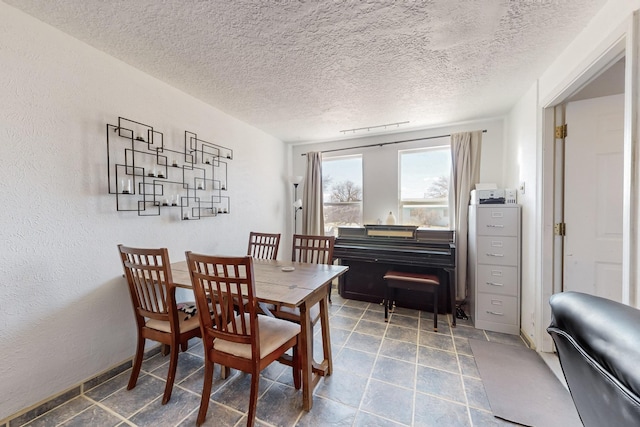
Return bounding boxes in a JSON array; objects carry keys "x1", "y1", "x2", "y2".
[
  {"x1": 318, "y1": 294, "x2": 332, "y2": 376},
  {"x1": 298, "y1": 301, "x2": 313, "y2": 411}
]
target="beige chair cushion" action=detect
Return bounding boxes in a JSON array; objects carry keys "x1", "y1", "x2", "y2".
[
  {"x1": 214, "y1": 314, "x2": 300, "y2": 359},
  {"x1": 146, "y1": 314, "x2": 200, "y2": 334},
  {"x1": 145, "y1": 302, "x2": 219, "y2": 334},
  {"x1": 277, "y1": 302, "x2": 320, "y2": 321}
]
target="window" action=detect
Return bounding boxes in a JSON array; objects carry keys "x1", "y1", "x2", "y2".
[
  {"x1": 322, "y1": 155, "x2": 363, "y2": 236},
  {"x1": 399, "y1": 146, "x2": 451, "y2": 229}
]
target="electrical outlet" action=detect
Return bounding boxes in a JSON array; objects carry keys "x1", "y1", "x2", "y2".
[{"x1": 519, "y1": 181, "x2": 525, "y2": 194}]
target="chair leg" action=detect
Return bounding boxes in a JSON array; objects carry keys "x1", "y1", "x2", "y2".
[
  {"x1": 247, "y1": 373, "x2": 260, "y2": 427},
  {"x1": 196, "y1": 359, "x2": 214, "y2": 426},
  {"x1": 292, "y1": 342, "x2": 301, "y2": 390},
  {"x1": 161, "y1": 344, "x2": 170, "y2": 356},
  {"x1": 162, "y1": 338, "x2": 180, "y2": 404},
  {"x1": 127, "y1": 335, "x2": 145, "y2": 390},
  {"x1": 221, "y1": 365, "x2": 230, "y2": 380}
]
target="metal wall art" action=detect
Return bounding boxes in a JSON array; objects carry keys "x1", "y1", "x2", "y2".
[{"x1": 106, "y1": 117, "x2": 232, "y2": 220}]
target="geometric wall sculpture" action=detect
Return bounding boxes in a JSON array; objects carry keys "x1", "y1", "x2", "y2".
[{"x1": 106, "y1": 117, "x2": 232, "y2": 220}]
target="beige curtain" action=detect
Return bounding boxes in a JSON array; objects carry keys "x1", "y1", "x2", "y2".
[
  {"x1": 302, "y1": 152, "x2": 325, "y2": 235},
  {"x1": 450, "y1": 131, "x2": 482, "y2": 301}
]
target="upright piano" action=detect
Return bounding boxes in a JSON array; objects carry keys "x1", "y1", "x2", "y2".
[{"x1": 334, "y1": 225, "x2": 456, "y2": 326}]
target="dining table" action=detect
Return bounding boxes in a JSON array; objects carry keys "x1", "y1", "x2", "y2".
[{"x1": 170, "y1": 258, "x2": 349, "y2": 411}]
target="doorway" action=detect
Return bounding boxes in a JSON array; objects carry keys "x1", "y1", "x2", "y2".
[{"x1": 540, "y1": 44, "x2": 628, "y2": 352}]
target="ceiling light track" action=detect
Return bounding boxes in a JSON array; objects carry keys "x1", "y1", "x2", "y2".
[{"x1": 340, "y1": 121, "x2": 410, "y2": 135}]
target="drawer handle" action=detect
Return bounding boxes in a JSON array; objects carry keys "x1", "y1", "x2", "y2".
[
  {"x1": 486, "y1": 310, "x2": 504, "y2": 316},
  {"x1": 486, "y1": 224, "x2": 504, "y2": 228},
  {"x1": 486, "y1": 281, "x2": 504, "y2": 287},
  {"x1": 486, "y1": 253, "x2": 504, "y2": 257}
]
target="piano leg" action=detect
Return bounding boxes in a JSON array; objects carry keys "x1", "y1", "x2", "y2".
[
  {"x1": 446, "y1": 268, "x2": 456, "y2": 327},
  {"x1": 384, "y1": 285, "x2": 394, "y2": 322},
  {"x1": 433, "y1": 287, "x2": 438, "y2": 331},
  {"x1": 384, "y1": 285, "x2": 389, "y2": 321}
]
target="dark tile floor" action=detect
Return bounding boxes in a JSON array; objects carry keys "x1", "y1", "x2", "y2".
[{"x1": 18, "y1": 293, "x2": 528, "y2": 427}]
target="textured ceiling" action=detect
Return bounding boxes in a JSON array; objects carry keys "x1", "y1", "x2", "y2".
[{"x1": 5, "y1": 0, "x2": 608, "y2": 143}]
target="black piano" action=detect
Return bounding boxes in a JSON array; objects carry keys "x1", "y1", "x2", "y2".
[{"x1": 334, "y1": 225, "x2": 456, "y2": 326}]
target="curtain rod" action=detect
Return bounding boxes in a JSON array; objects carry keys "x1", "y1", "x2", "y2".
[{"x1": 301, "y1": 129, "x2": 487, "y2": 156}]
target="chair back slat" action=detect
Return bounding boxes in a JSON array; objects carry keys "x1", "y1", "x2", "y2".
[
  {"x1": 247, "y1": 232, "x2": 281, "y2": 260},
  {"x1": 186, "y1": 253, "x2": 258, "y2": 350},
  {"x1": 131, "y1": 266, "x2": 167, "y2": 314},
  {"x1": 292, "y1": 234, "x2": 335, "y2": 265}
]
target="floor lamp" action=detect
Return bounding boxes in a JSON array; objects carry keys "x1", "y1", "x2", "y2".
[{"x1": 292, "y1": 176, "x2": 303, "y2": 233}]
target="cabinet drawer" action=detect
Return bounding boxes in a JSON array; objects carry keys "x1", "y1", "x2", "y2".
[
  {"x1": 476, "y1": 208, "x2": 519, "y2": 236},
  {"x1": 477, "y1": 265, "x2": 518, "y2": 296},
  {"x1": 476, "y1": 236, "x2": 518, "y2": 266},
  {"x1": 476, "y1": 294, "x2": 518, "y2": 325}
]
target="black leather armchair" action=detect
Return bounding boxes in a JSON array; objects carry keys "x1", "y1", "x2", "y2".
[{"x1": 547, "y1": 291, "x2": 640, "y2": 426}]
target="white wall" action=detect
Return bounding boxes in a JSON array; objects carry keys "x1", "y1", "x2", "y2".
[
  {"x1": 504, "y1": 84, "x2": 539, "y2": 344},
  {"x1": 0, "y1": 3, "x2": 286, "y2": 419},
  {"x1": 291, "y1": 118, "x2": 506, "y2": 226}
]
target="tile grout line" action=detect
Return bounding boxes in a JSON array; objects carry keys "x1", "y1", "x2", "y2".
[
  {"x1": 412, "y1": 310, "x2": 422, "y2": 427},
  {"x1": 449, "y1": 314, "x2": 476, "y2": 426}
]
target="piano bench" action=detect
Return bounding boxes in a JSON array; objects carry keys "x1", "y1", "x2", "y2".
[{"x1": 383, "y1": 271, "x2": 440, "y2": 331}]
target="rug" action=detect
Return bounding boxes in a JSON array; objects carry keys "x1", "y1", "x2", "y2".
[{"x1": 469, "y1": 339, "x2": 582, "y2": 427}]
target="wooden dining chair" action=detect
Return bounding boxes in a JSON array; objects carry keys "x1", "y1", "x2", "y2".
[
  {"x1": 271, "y1": 234, "x2": 335, "y2": 380},
  {"x1": 291, "y1": 234, "x2": 335, "y2": 266},
  {"x1": 247, "y1": 231, "x2": 281, "y2": 260},
  {"x1": 273, "y1": 234, "x2": 335, "y2": 320},
  {"x1": 118, "y1": 244, "x2": 202, "y2": 405},
  {"x1": 185, "y1": 252, "x2": 301, "y2": 427}
]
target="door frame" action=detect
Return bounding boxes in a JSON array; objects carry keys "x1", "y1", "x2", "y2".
[{"x1": 538, "y1": 14, "x2": 638, "y2": 352}]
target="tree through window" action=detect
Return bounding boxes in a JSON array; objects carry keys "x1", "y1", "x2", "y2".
[
  {"x1": 322, "y1": 155, "x2": 363, "y2": 236},
  {"x1": 399, "y1": 146, "x2": 451, "y2": 229}
]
